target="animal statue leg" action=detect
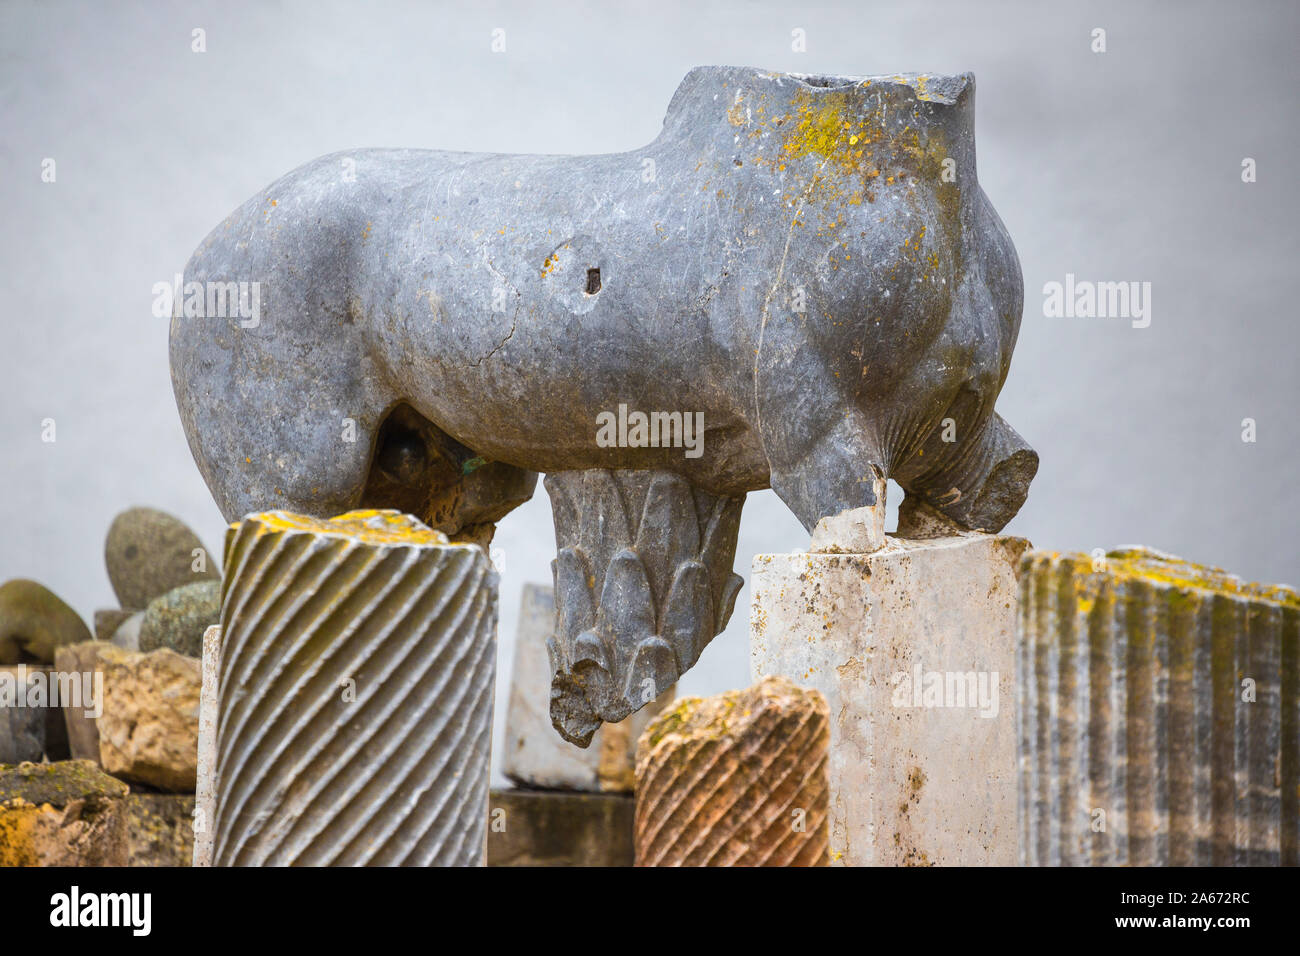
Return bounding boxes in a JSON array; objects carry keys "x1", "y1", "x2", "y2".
[
  {"x1": 766, "y1": 411, "x2": 888, "y2": 536},
  {"x1": 543, "y1": 469, "x2": 745, "y2": 746},
  {"x1": 173, "y1": 346, "x2": 535, "y2": 544}
]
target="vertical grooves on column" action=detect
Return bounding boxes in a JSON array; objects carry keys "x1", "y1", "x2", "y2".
[
  {"x1": 1015, "y1": 557, "x2": 1033, "y2": 865},
  {"x1": 1017, "y1": 549, "x2": 1296, "y2": 866},
  {"x1": 1070, "y1": 558, "x2": 1095, "y2": 865},
  {"x1": 1030, "y1": 555, "x2": 1051, "y2": 864},
  {"x1": 1085, "y1": 573, "x2": 1113, "y2": 866},
  {"x1": 1124, "y1": 578, "x2": 1155, "y2": 865},
  {"x1": 1018, "y1": 554, "x2": 1043, "y2": 865},
  {"x1": 1247, "y1": 604, "x2": 1281, "y2": 865},
  {"x1": 1281, "y1": 606, "x2": 1299, "y2": 865},
  {"x1": 1151, "y1": 577, "x2": 1171, "y2": 864},
  {"x1": 1108, "y1": 573, "x2": 1129, "y2": 866},
  {"x1": 1230, "y1": 597, "x2": 1252, "y2": 865},
  {"x1": 1210, "y1": 594, "x2": 1240, "y2": 864},
  {"x1": 1166, "y1": 590, "x2": 1197, "y2": 865},
  {"x1": 1054, "y1": 559, "x2": 1078, "y2": 866},
  {"x1": 1191, "y1": 592, "x2": 1215, "y2": 864}
]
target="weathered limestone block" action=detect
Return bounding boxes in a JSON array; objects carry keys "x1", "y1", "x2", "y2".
[
  {"x1": 193, "y1": 624, "x2": 220, "y2": 867},
  {"x1": 751, "y1": 534, "x2": 1028, "y2": 865},
  {"x1": 54, "y1": 641, "x2": 109, "y2": 763},
  {"x1": 171, "y1": 67, "x2": 1036, "y2": 746},
  {"x1": 634, "y1": 676, "x2": 830, "y2": 867},
  {"x1": 0, "y1": 579, "x2": 91, "y2": 664},
  {"x1": 97, "y1": 644, "x2": 200, "y2": 792},
  {"x1": 213, "y1": 509, "x2": 497, "y2": 867},
  {"x1": 128, "y1": 793, "x2": 195, "y2": 867},
  {"x1": 809, "y1": 476, "x2": 888, "y2": 554},
  {"x1": 1018, "y1": 546, "x2": 1299, "y2": 866},
  {"x1": 487, "y1": 789, "x2": 634, "y2": 866},
  {"x1": 51, "y1": 641, "x2": 199, "y2": 789},
  {"x1": 0, "y1": 760, "x2": 129, "y2": 866},
  {"x1": 503, "y1": 583, "x2": 674, "y2": 792}
]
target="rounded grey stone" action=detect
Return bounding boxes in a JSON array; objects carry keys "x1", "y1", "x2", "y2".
[
  {"x1": 0, "y1": 579, "x2": 92, "y2": 665},
  {"x1": 105, "y1": 507, "x2": 219, "y2": 610},
  {"x1": 137, "y1": 581, "x2": 220, "y2": 658},
  {"x1": 0, "y1": 681, "x2": 45, "y2": 763}
]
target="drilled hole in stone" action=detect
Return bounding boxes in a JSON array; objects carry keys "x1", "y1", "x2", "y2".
[{"x1": 585, "y1": 268, "x2": 601, "y2": 294}]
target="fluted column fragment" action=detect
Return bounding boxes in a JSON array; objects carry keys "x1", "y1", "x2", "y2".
[
  {"x1": 1017, "y1": 546, "x2": 1299, "y2": 866},
  {"x1": 212, "y1": 509, "x2": 496, "y2": 866},
  {"x1": 634, "y1": 676, "x2": 829, "y2": 867}
]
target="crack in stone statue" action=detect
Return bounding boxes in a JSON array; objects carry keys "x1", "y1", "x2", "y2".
[{"x1": 170, "y1": 65, "x2": 1037, "y2": 746}]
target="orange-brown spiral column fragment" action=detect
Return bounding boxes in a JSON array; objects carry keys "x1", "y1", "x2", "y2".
[{"x1": 633, "y1": 675, "x2": 830, "y2": 866}]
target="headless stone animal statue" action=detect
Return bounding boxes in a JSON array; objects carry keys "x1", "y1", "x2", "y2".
[{"x1": 171, "y1": 65, "x2": 1037, "y2": 744}]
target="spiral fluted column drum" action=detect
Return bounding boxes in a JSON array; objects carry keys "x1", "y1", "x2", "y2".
[
  {"x1": 634, "y1": 676, "x2": 830, "y2": 867},
  {"x1": 1018, "y1": 547, "x2": 1298, "y2": 866},
  {"x1": 211, "y1": 509, "x2": 497, "y2": 866}
]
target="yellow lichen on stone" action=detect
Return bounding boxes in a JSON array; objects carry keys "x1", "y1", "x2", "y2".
[
  {"x1": 0, "y1": 802, "x2": 42, "y2": 866},
  {"x1": 230, "y1": 508, "x2": 454, "y2": 548},
  {"x1": 770, "y1": 85, "x2": 959, "y2": 249},
  {"x1": 778, "y1": 89, "x2": 880, "y2": 179},
  {"x1": 1082, "y1": 547, "x2": 1298, "y2": 609}
]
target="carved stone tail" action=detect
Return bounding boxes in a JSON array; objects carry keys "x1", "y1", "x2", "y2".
[
  {"x1": 914, "y1": 412, "x2": 1037, "y2": 533},
  {"x1": 544, "y1": 470, "x2": 744, "y2": 746},
  {"x1": 212, "y1": 509, "x2": 496, "y2": 866}
]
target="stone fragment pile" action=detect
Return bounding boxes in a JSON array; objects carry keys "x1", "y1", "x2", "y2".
[{"x1": 0, "y1": 506, "x2": 213, "y2": 866}]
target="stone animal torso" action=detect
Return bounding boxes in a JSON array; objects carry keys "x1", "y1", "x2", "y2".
[
  {"x1": 170, "y1": 66, "x2": 1038, "y2": 744},
  {"x1": 171, "y1": 66, "x2": 1031, "y2": 535}
]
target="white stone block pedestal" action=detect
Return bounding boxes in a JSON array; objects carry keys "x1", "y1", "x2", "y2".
[
  {"x1": 750, "y1": 533, "x2": 1028, "y2": 866},
  {"x1": 193, "y1": 623, "x2": 221, "y2": 867}
]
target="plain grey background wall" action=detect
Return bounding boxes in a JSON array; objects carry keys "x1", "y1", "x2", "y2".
[{"x1": 2, "y1": 0, "x2": 1296, "y2": 783}]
